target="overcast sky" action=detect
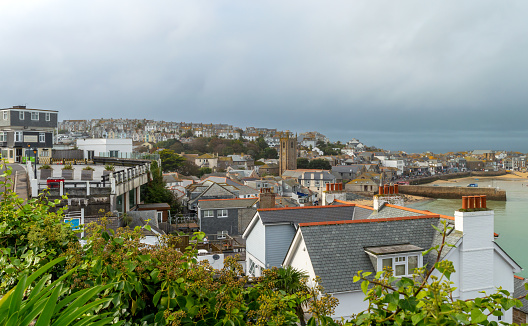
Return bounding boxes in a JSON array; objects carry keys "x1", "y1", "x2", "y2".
[{"x1": 1, "y1": 0, "x2": 527, "y2": 153}]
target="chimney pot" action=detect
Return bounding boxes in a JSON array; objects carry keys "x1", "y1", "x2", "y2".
[
  {"x1": 475, "y1": 196, "x2": 481, "y2": 209},
  {"x1": 468, "y1": 196, "x2": 475, "y2": 209},
  {"x1": 480, "y1": 195, "x2": 487, "y2": 209},
  {"x1": 384, "y1": 184, "x2": 389, "y2": 194},
  {"x1": 462, "y1": 196, "x2": 468, "y2": 210},
  {"x1": 394, "y1": 184, "x2": 399, "y2": 194},
  {"x1": 326, "y1": 184, "x2": 330, "y2": 191},
  {"x1": 379, "y1": 186, "x2": 383, "y2": 195}
]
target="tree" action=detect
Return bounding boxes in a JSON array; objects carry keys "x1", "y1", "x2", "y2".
[
  {"x1": 198, "y1": 167, "x2": 212, "y2": 177},
  {"x1": 143, "y1": 160, "x2": 179, "y2": 211},
  {"x1": 177, "y1": 160, "x2": 200, "y2": 176},
  {"x1": 297, "y1": 158, "x2": 310, "y2": 169},
  {"x1": 158, "y1": 149, "x2": 185, "y2": 172},
  {"x1": 308, "y1": 158, "x2": 331, "y2": 170},
  {"x1": 263, "y1": 148, "x2": 278, "y2": 159}
]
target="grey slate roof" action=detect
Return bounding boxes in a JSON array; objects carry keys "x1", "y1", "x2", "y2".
[
  {"x1": 198, "y1": 198, "x2": 258, "y2": 209},
  {"x1": 368, "y1": 205, "x2": 425, "y2": 219},
  {"x1": 299, "y1": 217, "x2": 462, "y2": 293},
  {"x1": 514, "y1": 277, "x2": 528, "y2": 313},
  {"x1": 258, "y1": 206, "x2": 359, "y2": 225}
]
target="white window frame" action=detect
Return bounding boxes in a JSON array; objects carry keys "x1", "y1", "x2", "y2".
[
  {"x1": 2, "y1": 111, "x2": 7, "y2": 120},
  {"x1": 19, "y1": 111, "x2": 24, "y2": 120},
  {"x1": 217, "y1": 230, "x2": 228, "y2": 239},
  {"x1": 31, "y1": 112, "x2": 39, "y2": 121},
  {"x1": 378, "y1": 254, "x2": 421, "y2": 277},
  {"x1": 39, "y1": 133, "x2": 45, "y2": 143},
  {"x1": 45, "y1": 112, "x2": 51, "y2": 121},
  {"x1": 14, "y1": 131, "x2": 22, "y2": 142},
  {"x1": 0, "y1": 132, "x2": 6, "y2": 142},
  {"x1": 203, "y1": 210, "x2": 214, "y2": 218},
  {"x1": 217, "y1": 209, "x2": 228, "y2": 218}
]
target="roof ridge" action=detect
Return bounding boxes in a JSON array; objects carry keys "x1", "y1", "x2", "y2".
[
  {"x1": 199, "y1": 197, "x2": 257, "y2": 202},
  {"x1": 258, "y1": 204, "x2": 355, "y2": 212},
  {"x1": 299, "y1": 214, "x2": 441, "y2": 227}
]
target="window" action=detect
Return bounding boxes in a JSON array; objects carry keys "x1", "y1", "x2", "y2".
[
  {"x1": 157, "y1": 211, "x2": 163, "y2": 223},
  {"x1": 217, "y1": 230, "x2": 228, "y2": 239},
  {"x1": 109, "y1": 150, "x2": 119, "y2": 158},
  {"x1": 14, "y1": 131, "x2": 22, "y2": 142},
  {"x1": 2, "y1": 111, "x2": 7, "y2": 120},
  {"x1": 19, "y1": 111, "x2": 24, "y2": 120},
  {"x1": 203, "y1": 210, "x2": 214, "y2": 218},
  {"x1": 39, "y1": 133, "x2": 45, "y2": 142},
  {"x1": 218, "y1": 209, "x2": 228, "y2": 218},
  {"x1": 0, "y1": 132, "x2": 6, "y2": 142},
  {"x1": 315, "y1": 180, "x2": 320, "y2": 187},
  {"x1": 380, "y1": 255, "x2": 420, "y2": 277},
  {"x1": 41, "y1": 149, "x2": 49, "y2": 157},
  {"x1": 45, "y1": 112, "x2": 51, "y2": 121},
  {"x1": 31, "y1": 112, "x2": 39, "y2": 120},
  {"x1": 304, "y1": 180, "x2": 310, "y2": 186}
]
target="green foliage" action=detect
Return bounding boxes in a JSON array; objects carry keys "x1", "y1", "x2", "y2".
[
  {"x1": 104, "y1": 164, "x2": 115, "y2": 171},
  {"x1": 308, "y1": 159, "x2": 332, "y2": 170},
  {"x1": 143, "y1": 160, "x2": 179, "y2": 212},
  {"x1": 83, "y1": 166, "x2": 95, "y2": 171},
  {"x1": 39, "y1": 164, "x2": 52, "y2": 170},
  {"x1": 198, "y1": 167, "x2": 212, "y2": 177},
  {"x1": 0, "y1": 257, "x2": 120, "y2": 326},
  {"x1": 62, "y1": 164, "x2": 73, "y2": 170},
  {"x1": 0, "y1": 163, "x2": 77, "y2": 294},
  {"x1": 297, "y1": 158, "x2": 310, "y2": 169},
  {"x1": 315, "y1": 141, "x2": 340, "y2": 156},
  {"x1": 158, "y1": 149, "x2": 185, "y2": 173}
]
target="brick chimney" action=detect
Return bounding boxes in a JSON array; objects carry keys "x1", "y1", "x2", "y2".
[
  {"x1": 373, "y1": 184, "x2": 404, "y2": 211},
  {"x1": 259, "y1": 188, "x2": 276, "y2": 209},
  {"x1": 455, "y1": 195, "x2": 494, "y2": 300}
]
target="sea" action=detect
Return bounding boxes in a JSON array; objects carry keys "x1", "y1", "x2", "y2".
[{"x1": 408, "y1": 177, "x2": 528, "y2": 278}]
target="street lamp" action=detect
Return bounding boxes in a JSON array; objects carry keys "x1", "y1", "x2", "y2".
[{"x1": 33, "y1": 149, "x2": 37, "y2": 179}]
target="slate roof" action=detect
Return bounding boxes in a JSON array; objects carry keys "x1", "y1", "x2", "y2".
[
  {"x1": 258, "y1": 205, "x2": 361, "y2": 225},
  {"x1": 198, "y1": 198, "x2": 258, "y2": 209},
  {"x1": 368, "y1": 205, "x2": 425, "y2": 219},
  {"x1": 514, "y1": 276, "x2": 528, "y2": 313},
  {"x1": 298, "y1": 216, "x2": 462, "y2": 293}
]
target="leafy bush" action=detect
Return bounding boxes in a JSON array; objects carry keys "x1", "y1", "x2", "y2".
[
  {"x1": 39, "y1": 164, "x2": 52, "y2": 170},
  {"x1": 62, "y1": 164, "x2": 73, "y2": 170},
  {"x1": 83, "y1": 166, "x2": 95, "y2": 171}
]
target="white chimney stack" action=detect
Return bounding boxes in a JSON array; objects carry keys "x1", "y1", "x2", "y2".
[{"x1": 454, "y1": 195, "x2": 494, "y2": 300}]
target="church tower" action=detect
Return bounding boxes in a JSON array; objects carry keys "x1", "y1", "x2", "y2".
[{"x1": 279, "y1": 132, "x2": 297, "y2": 176}]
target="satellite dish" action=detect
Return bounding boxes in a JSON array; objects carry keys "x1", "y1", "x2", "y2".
[{"x1": 212, "y1": 254, "x2": 220, "y2": 260}]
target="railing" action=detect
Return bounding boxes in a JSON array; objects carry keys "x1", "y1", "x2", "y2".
[{"x1": 97, "y1": 152, "x2": 159, "y2": 160}]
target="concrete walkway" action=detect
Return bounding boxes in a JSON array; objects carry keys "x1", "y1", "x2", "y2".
[{"x1": 0, "y1": 164, "x2": 29, "y2": 201}]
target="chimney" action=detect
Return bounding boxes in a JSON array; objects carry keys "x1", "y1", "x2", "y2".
[
  {"x1": 454, "y1": 195, "x2": 494, "y2": 300},
  {"x1": 259, "y1": 188, "x2": 276, "y2": 209},
  {"x1": 374, "y1": 183, "x2": 404, "y2": 211}
]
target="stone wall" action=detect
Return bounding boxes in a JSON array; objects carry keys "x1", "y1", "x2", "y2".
[
  {"x1": 409, "y1": 171, "x2": 507, "y2": 185},
  {"x1": 398, "y1": 185, "x2": 506, "y2": 201},
  {"x1": 513, "y1": 308, "x2": 527, "y2": 325}
]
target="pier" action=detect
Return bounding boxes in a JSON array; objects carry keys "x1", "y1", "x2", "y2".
[{"x1": 398, "y1": 185, "x2": 507, "y2": 201}]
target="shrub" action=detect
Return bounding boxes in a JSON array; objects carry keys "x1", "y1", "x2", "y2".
[{"x1": 62, "y1": 164, "x2": 73, "y2": 170}]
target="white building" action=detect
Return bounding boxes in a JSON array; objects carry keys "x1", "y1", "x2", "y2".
[
  {"x1": 282, "y1": 196, "x2": 521, "y2": 322},
  {"x1": 76, "y1": 138, "x2": 133, "y2": 160}
]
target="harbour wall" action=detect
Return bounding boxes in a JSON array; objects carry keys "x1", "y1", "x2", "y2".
[
  {"x1": 408, "y1": 171, "x2": 508, "y2": 185},
  {"x1": 398, "y1": 185, "x2": 507, "y2": 201}
]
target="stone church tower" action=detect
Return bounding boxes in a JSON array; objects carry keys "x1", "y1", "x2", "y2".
[{"x1": 279, "y1": 132, "x2": 297, "y2": 176}]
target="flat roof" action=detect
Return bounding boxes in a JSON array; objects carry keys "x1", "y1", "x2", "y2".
[{"x1": 364, "y1": 244, "x2": 424, "y2": 255}]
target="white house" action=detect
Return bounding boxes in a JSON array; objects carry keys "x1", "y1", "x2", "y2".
[
  {"x1": 76, "y1": 138, "x2": 133, "y2": 160},
  {"x1": 282, "y1": 196, "x2": 521, "y2": 323}
]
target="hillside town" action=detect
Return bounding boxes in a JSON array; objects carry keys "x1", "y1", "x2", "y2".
[{"x1": 1, "y1": 105, "x2": 528, "y2": 324}]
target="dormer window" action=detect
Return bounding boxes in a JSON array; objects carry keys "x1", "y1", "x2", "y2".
[
  {"x1": 19, "y1": 111, "x2": 24, "y2": 120},
  {"x1": 365, "y1": 244, "x2": 423, "y2": 277}
]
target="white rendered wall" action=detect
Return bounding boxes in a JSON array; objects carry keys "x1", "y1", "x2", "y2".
[
  {"x1": 332, "y1": 292, "x2": 369, "y2": 320},
  {"x1": 76, "y1": 138, "x2": 133, "y2": 157},
  {"x1": 454, "y1": 210, "x2": 495, "y2": 300}
]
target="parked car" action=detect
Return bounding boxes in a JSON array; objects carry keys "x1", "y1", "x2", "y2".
[{"x1": 467, "y1": 183, "x2": 479, "y2": 187}]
